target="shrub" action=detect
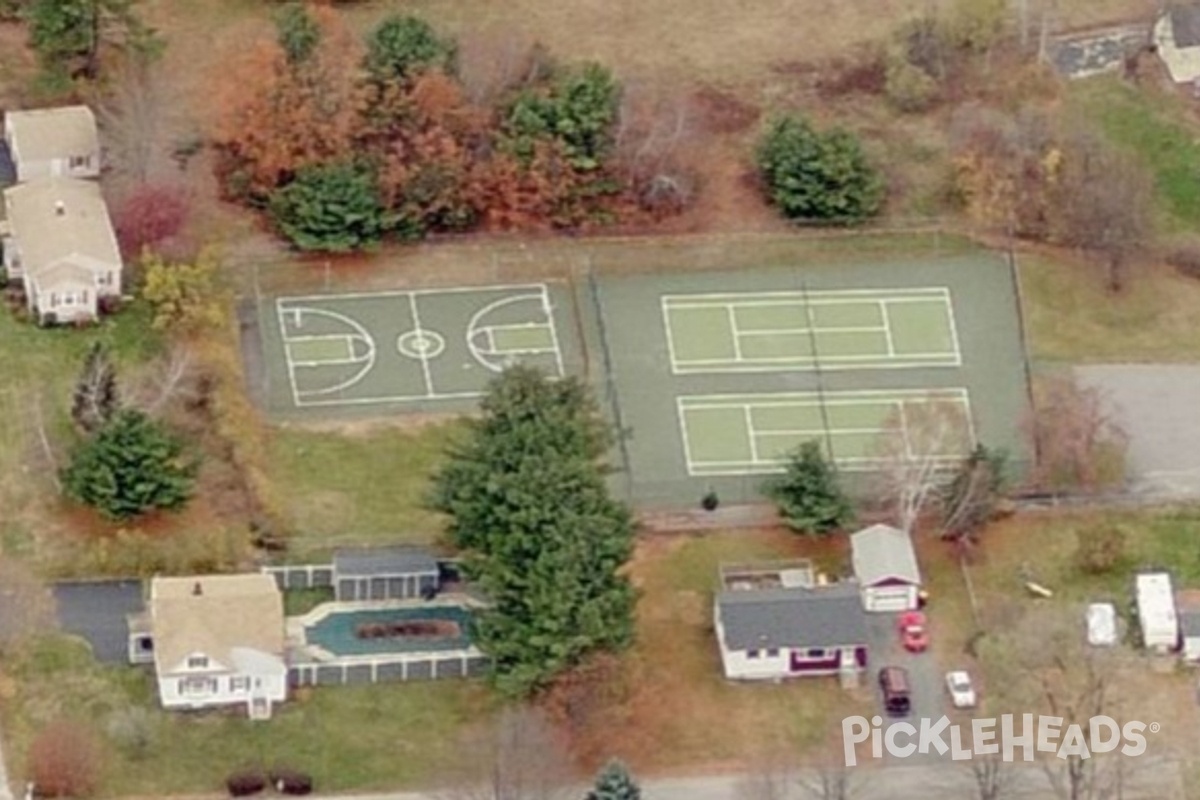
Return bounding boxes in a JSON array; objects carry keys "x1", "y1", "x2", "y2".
[
  {"x1": 27, "y1": 719, "x2": 101, "y2": 798},
  {"x1": 503, "y1": 62, "x2": 621, "y2": 172},
  {"x1": 113, "y1": 184, "x2": 190, "y2": 261},
  {"x1": 766, "y1": 440, "x2": 854, "y2": 535},
  {"x1": 755, "y1": 114, "x2": 884, "y2": 224},
  {"x1": 269, "y1": 768, "x2": 314, "y2": 796},
  {"x1": 884, "y1": 53, "x2": 939, "y2": 113},
  {"x1": 268, "y1": 162, "x2": 386, "y2": 252},
  {"x1": 365, "y1": 14, "x2": 457, "y2": 81},
  {"x1": 226, "y1": 769, "x2": 267, "y2": 797},
  {"x1": 1075, "y1": 525, "x2": 1128, "y2": 575}
]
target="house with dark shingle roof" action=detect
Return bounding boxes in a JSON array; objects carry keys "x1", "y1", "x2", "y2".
[{"x1": 713, "y1": 563, "x2": 868, "y2": 681}]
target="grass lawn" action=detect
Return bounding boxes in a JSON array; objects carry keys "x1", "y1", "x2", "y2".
[
  {"x1": 1018, "y1": 252, "x2": 1200, "y2": 363},
  {"x1": 1069, "y1": 76, "x2": 1200, "y2": 230},
  {"x1": 573, "y1": 529, "x2": 871, "y2": 770},
  {"x1": 265, "y1": 421, "x2": 464, "y2": 559},
  {"x1": 0, "y1": 635, "x2": 487, "y2": 796}
]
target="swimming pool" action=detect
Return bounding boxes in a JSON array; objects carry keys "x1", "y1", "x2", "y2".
[{"x1": 304, "y1": 605, "x2": 474, "y2": 656}]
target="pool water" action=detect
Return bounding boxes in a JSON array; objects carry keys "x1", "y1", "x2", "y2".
[{"x1": 306, "y1": 605, "x2": 474, "y2": 655}]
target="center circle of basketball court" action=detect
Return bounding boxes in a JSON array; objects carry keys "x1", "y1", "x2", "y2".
[{"x1": 396, "y1": 329, "x2": 447, "y2": 360}]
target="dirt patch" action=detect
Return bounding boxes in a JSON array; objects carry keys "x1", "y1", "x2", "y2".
[
  {"x1": 692, "y1": 86, "x2": 761, "y2": 135},
  {"x1": 274, "y1": 413, "x2": 467, "y2": 437}
]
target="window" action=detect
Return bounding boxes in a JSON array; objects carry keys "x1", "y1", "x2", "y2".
[
  {"x1": 766, "y1": 648, "x2": 780, "y2": 658},
  {"x1": 99, "y1": 271, "x2": 112, "y2": 286},
  {"x1": 68, "y1": 155, "x2": 91, "y2": 169},
  {"x1": 49, "y1": 293, "x2": 58, "y2": 306},
  {"x1": 747, "y1": 649, "x2": 760, "y2": 659},
  {"x1": 186, "y1": 655, "x2": 209, "y2": 669},
  {"x1": 62, "y1": 293, "x2": 75, "y2": 306},
  {"x1": 230, "y1": 676, "x2": 250, "y2": 693},
  {"x1": 806, "y1": 648, "x2": 827, "y2": 659},
  {"x1": 181, "y1": 677, "x2": 214, "y2": 696}
]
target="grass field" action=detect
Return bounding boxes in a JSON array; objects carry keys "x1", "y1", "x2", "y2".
[
  {"x1": 0, "y1": 635, "x2": 484, "y2": 796},
  {"x1": 265, "y1": 421, "x2": 462, "y2": 558},
  {"x1": 1019, "y1": 252, "x2": 1200, "y2": 363}
]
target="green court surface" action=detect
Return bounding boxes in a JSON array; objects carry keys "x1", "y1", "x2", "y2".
[
  {"x1": 662, "y1": 289, "x2": 959, "y2": 372},
  {"x1": 677, "y1": 389, "x2": 974, "y2": 476},
  {"x1": 259, "y1": 284, "x2": 574, "y2": 412}
]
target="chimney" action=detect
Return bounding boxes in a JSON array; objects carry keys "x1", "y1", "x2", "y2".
[
  {"x1": 54, "y1": 201, "x2": 65, "y2": 217},
  {"x1": 192, "y1": 581, "x2": 203, "y2": 596}
]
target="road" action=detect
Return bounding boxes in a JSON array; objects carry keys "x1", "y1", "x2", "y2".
[{"x1": 320, "y1": 757, "x2": 1184, "y2": 800}]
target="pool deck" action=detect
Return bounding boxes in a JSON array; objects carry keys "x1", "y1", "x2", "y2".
[{"x1": 286, "y1": 594, "x2": 487, "y2": 666}]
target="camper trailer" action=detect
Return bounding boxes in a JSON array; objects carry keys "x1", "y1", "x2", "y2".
[{"x1": 1135, "y1": 572, "x2": 1179, "y2": 654}]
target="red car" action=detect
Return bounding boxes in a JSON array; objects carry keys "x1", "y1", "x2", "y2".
[{"x1": 899, "y1": 610, "x2": 929, "y2": 653}]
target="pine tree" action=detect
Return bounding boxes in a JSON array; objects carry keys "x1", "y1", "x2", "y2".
[
  {"x1": 431, "y1": 365, "x2": 636, "y2": 696},
  {"x1": 61, "y1": 409, "x2": 196, "y2": 519},
  {"x1": 586, "y1": 760, "x2": 641, "y2": 800},
  {"x1": 71, "y1": 342, "x2": 120, "y2": 435},
  {"x1": 767, "y1": 440, "x2": 853, "y2": 535}
]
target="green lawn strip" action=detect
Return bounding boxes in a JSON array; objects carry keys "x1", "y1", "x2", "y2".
[
  {"x1": 1, "y1": 635, "x2": 485, "y2": 796},
  {"x1": 1018, "y1": 254, "x2": 1200, "y2": 363},
  {"x1": 266, "y1": 421, "x2": 464, "y2": 559},
  {"x1": 283, "y1": 586, "x2": 335, "y2": 616},
  {"x1": 1069, "y1": 76, "x2": 1200, "y2": 230}
]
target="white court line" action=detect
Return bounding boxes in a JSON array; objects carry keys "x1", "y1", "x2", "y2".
[
  {"x1": 660, "y1": 296, "x2": 684, "y2": 376},
  {"x1": 465, "y1": 292, "x2": 564, "y2": 375},
  {"x1": 286, "y1": 335, "x2": 357, "y2": 366},
  {"x1": 295, "y1": 390, "x2": 486, "y2": 408},
  {"x1": 678, "y1": 387, "x2": 970, "y2": 406},
  {"x1": 278, "y1": 282, "x2": 553, "y2": 305},
  {"x1": 277, "y1": 306, "x2": 378, "y2": 400},
  {"x1": 407, "y1": 294, "x2": 436, "y2": 396},
  {"x1": 726, "y1": 305, "x2": 745, "y2": 362},
  {"x1": 942, "y1": 286, "x2": 964, "y2": 367},
  {"x1": 540, "y1": 285, "x2": 567, "y2": 378},
  {"x1": 735, "y1": 324, "x2": 887, "y2": 337},
  {"x1": 661, "y1": 287, "x2": 949, "y2": 304},
  {"x1": 879, "y1": 300, "x2": 896, "y2": 357},
  {"x1": 742, "y1": 405, "x2": 760, "y2": 463},
  {"x1": 274, "y1": 301, "x2": 302, "y2": 408}
]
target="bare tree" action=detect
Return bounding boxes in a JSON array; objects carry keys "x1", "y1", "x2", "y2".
[
  {"x1": 872, "y1": 395, "x2": 974, "y2": 532},
  {"x1": 436, "y1": 707, "x2": 576, "y2": 800},
  {"x1": 1051, "y1": 130, "x2": 1152, "y2": 293},
  {"x1": 1024, "y1": 375, "x2": 1128, "y2": 495},
  {"x1": 613, "y1": 82, "x2": 697, "y2": 216},
  {"x1": 93, "y1": 49, "x2": 168, "y2": 184},
  {"x1": 795, "y1": 761, "x2": 865, "y2": 800},
  {"x1": 966, "y1": 752, "x2": 1016, "y2": 800},
  {"x1": 457, "y1": 28, "x2": 541, "y2": 107},
  {"x1": 128, "y1": 345, "x2": 196, "y2": 417},
  {"x1": 737, "y1": 743, "x2": 796, "y2": 800}
]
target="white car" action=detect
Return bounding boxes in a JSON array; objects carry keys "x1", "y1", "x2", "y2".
[{"x1": 946, "y1": 670, "x2": 977, "y2": 709}]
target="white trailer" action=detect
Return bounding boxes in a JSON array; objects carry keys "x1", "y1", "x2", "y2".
[{"x1": 1136, "y1": 572, "x2": 1179, "y2": 653}]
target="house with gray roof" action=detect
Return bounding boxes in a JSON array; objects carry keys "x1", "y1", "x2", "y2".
[
  {"x1": 713, "y1": 563, "x2": 869, "y2": 682},
  {"x1": 3, "y1": 106, "x2": 100, "y2": 182},
  {"x1": 1155, "y1": 4, "x2": 1200, "y2": 83},
  {"x1": 1, "y1": 176, "x2": 122, "y2": 323}
]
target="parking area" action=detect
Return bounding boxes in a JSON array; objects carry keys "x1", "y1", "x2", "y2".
[
  {"x1": 865, "y1": 612, "x2": 949, "y2": 763},
  {"x1": 53, "y1": 580, "x2": 143, "y2": 664}
]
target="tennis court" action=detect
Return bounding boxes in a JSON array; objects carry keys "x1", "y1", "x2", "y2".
[
  {"x1": 662, "y1": 288, "x2": 960, "y2": 373},
  {"x1": 677, "y1": 389, "x2": 974, "y2": 476},
  {"x1": 265, "y1": 284, "x2": 569, "y2": 410}
]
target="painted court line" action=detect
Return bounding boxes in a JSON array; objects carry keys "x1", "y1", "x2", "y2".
[{"x1": 406, "y1": 293, "x2": 436, "y2": 397}]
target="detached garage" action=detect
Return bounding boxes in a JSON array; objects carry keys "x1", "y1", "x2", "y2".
[{"x1": 851, "y1": 524, "x2": 922, "y2": 613}]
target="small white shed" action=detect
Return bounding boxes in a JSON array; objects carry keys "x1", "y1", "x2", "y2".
[
  {"x1": 850, "y1": 524, "x2": 922, "y2": 613},
  {"x1": 1135, "y1": 572, "x2": 1179, "y2": 653}
]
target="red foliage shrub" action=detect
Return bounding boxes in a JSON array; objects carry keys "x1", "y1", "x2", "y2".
[
  {"x1": 114, "y1": 184, "x2": 190, "y2": 261},
  {"x1": 269, "y1": 768, "x2": 314, "y2": 796},
  {"x1": 27, "y1": 719, "x2": 101, "y2": 798},
  {"x1": 225, "y1": 769, "x2": 267, "y2": 797}
]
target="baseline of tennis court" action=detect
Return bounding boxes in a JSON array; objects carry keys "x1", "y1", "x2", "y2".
[
  {"x1": 661, "y1": 288, "x2": 960, "y2": 374},
  {"x1": 677, "y1": 388, "x2": 975, "y2": 476}
]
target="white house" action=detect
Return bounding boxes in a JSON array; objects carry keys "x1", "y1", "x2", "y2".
[
  {"x1": 3, "y1": 106, "x2": 100, "y2": 182},
  {"x1": 714, "y1": 568, "x2": 868, "y2": 683},
  {"x1": 850, "y1": 524, "x2": 922, "y2": 612},
  {"x1": 1, "y1": 177, "x2": 122, "y2": 323},
  {"x1": 146, "y1": 574, "x2": 287, "y2": 719},
  {"x1": 1135, "y1": 572, "x2": 1179, "y2": 654}
]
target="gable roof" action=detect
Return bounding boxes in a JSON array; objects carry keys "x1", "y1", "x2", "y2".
[
  {"x1": 1172, "y1": 5, "x2": 1200, "y2": 49},
  {"x1": 716, "y1": 581, "x2": 868, "y2": 651},
  {"x1": 851, "y1": 524, "x2": 921, "y2": 587},
  {"x1": 150, "y1": 574, "x2": 284, "y2": 673},
  {"x1": 334, "y1": 546, "x2": 438, "y2": 577},
  {"x1": 3, "y1": 178, "x2": 120, "y2": 279},
  {"x1": 5, "y1": 106, "x2": 99, "y2": 164}
]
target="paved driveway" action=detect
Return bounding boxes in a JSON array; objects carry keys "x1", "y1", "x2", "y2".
[
  {"x1": 865, "y1": 611, "x2": 949, "y2": 764},
  {"x1": 1075, "y1": 365, "x2": 1200, "y2": 498},
  {"x1": 53, "y1": 580, "x2": 144, "y2": 664}
]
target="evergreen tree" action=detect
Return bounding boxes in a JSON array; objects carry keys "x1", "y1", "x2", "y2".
[
  {"x1": 432, "y1": 366, "x2": 636, "y2": 696},
  {"x1": 26, "y1": 0, "x2": 157, "y2": 80},
  {"x1": 274, "y1": 2, "x2": 320, "y2": 65},
  {"x1": 767, "y1": 440, "x2": 853, "y2": 535},
  {"x1": 71, "y1": 342, "x2": 120, "y2": 435},
  {"x1": 365, "y1": 14, "x2": 457, "y2": 83},
  {"x1": 586, "y1": 760, "x2": 641, "y2": 800},
  {"x1": 268, "y1": 161, "x2": 386, "y2": 252},
  {"x1": 61, "y1": 409, "x2": 197, "y2": 519}
]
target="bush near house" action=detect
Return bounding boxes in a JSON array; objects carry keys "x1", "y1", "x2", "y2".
[
  {"x1": 225, "y1": 770, "x2": 268, "y2": 797},
  {"x1": 27, "y1": 719, "x2": 101, "y2": 798}
]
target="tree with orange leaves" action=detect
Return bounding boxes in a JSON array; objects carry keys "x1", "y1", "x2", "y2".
[{"x1": 211, "y1": 4, "x2": 366, "y2": 202}]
